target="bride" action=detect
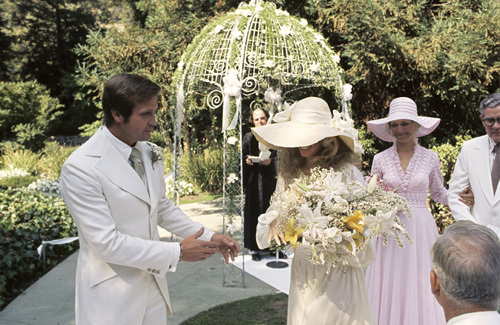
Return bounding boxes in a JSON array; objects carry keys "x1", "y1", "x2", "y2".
[{"x1": 252, "y1": 97, "x2": 375, "y2": 324}]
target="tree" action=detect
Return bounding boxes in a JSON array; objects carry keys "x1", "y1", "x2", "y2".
[
  {"x1": 0, "y1": 81, "x2": 63, "y2": 151},
  {"x1": 307, "y1": 0, "x2": 499, "y2": 148},
  {"x1": 74, "y1": 0, "x2": 242, "y2": 149}
]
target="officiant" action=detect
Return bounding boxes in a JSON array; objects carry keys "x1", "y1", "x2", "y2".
[{"x1": 242, "y1": 107, "x2": 278, "y2": 261}]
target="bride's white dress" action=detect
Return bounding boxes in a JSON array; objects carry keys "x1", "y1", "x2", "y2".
[{"x1": 256, "y1": 164, "x2": 376, "y2": 324}]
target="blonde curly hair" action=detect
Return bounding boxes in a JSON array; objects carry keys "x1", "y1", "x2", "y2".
[{"x1": 277, "y1": 136, "x2": 361, "y2": 187}]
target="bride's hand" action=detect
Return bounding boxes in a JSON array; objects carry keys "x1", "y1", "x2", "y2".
[{"x1": 268, "y1": 219, "x2": 283, "y2": 245}]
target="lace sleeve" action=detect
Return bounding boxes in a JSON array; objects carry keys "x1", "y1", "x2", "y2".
[
  {"x1": 256, "y1": 176, "x2": 285, "y2": 249},
  {"x1": 429, "y1": 151, "x2": 448, "y2": 205},
  {"x1": 371, "y1": 154, "x2": 384, "y2": 179}
]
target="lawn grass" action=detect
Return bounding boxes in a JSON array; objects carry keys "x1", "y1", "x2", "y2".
[{"x1": 181, "y1": 293, "x2": 288, "y2": 325}]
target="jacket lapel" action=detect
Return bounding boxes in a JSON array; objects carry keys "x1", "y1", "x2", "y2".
[
  {"x1": 471, "y1": 135, "x2": 495, "y2": 205},
  {"x1": 139, "y1": 142, "x2": 159, "y2": 215},
  {"x1": 90, "y1": 130, "x2": 151, "y2": 204}
]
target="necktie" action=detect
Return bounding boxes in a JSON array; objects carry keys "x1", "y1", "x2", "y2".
[
  {"x1": 130, "y1": 148, "x2": 145, "y2": 183},
  {"x1": 492, "y1": 144, "x2": 500, "y2": 194}
]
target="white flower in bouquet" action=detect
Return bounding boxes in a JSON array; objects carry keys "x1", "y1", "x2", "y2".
[
  {"x1": 299, "y1": 18, "x2": 308, "y2": 26},
  {"x1": 271, "y1": 167, "x2": 411, "y2": 269}
]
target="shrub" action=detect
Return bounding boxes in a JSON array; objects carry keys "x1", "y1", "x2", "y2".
[
  {"x1": 26, "y1": 178, "x2": 61, "y2": 196},
  {"x1": 430, "y1": 135, "x2": 472, "y2": 233},
  {"x1": 183, "y1": 147, "x2": 224, "y2": 193},
  {"x1": 0, "y1": 144, "x2": 40, "y2": 174},
  {"x1": 38, "y1": 142, "x2": 77, "y2": 179},
  {"x1": 0, "y1": 167, "x2": 29, "y2": 179},
  {"x1": 0, "y1": 189, "x2": 78, "y2": 310},
  {"x1": 0, "y1": 175, "x2": 39, "y2": 188},
  {"x1": 0, "y1": 81, "x2": 63, "y2": 151}
]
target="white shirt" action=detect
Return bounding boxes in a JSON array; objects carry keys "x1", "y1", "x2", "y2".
[
  {"x1": 102, "y1": 126, "x2": 143, "y2": 167},
  {"x1": 448, "y1": 311, "x2": 500, "y2": 325}
]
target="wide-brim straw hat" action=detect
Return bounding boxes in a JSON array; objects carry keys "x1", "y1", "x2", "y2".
[
  {"x1": 251, "y1": 97, "x2": 362, "y2": 153},
  {"x1": 366, "y1": 97, "x2": 440, "y2": 142}
]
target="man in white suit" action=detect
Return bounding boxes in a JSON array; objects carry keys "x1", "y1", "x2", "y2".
[
  {"x1": 448, "y1": 93, "x2": 500, "y2": 238},
  {"x1": 60, "y1": 74, "x2": 240, "y2": 324}
]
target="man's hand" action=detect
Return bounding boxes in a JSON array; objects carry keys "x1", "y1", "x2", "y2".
[
  {"x1": 211, "y1": 234, "x2": 241, "y2": 264},
  {"x1": 179, "y1": 228, "x2": 218, "y2": 262},
  {"x1": 458, "y1": 186, "x2": 474, "y2": 207}
]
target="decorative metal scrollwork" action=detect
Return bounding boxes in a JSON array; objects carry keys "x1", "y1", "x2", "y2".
[{"x1": 206, "y1": 89, "x2": 224, "y2": 109}]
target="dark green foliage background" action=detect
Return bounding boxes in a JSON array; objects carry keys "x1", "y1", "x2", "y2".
[{"x1": 0, "y1": 189, "x2": 78, "y2": 309}]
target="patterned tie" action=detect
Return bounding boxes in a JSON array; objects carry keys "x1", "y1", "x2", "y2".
[
  {"x1": 492, "y1": 144, "x2": 500, "y2": 194},
  {"x1": 130, "y1": 148, "x2": 145, "y2": 183}
]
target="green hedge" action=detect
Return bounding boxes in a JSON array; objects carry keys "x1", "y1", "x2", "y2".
[
  {"x1": 0, "y1": 189, "x2": 78, "y2": 310},
  {"x1": 430, "y1": 135, "x2": 471, "y2": 233}
]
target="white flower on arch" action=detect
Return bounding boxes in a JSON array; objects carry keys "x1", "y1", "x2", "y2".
[
  {"x1": 227, "y1": 136, "x2": 238, "y2": 145},
  {"x1": 213, "y1": 25, "x2": 224, "y2": 34},
  {"x1": 309, "y1": 62, "x2": 321, "y2": 73},
  {"x1": 279, "y1": 25, "x2": 293, "y2": 37},
  {"x1": 227, "y1": 173, "x2": 238, "y2": 184}
]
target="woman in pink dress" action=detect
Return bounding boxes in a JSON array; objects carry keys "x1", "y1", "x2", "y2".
[{"x1": 365, "y1": 97, "x2": 474, "y2": 325}]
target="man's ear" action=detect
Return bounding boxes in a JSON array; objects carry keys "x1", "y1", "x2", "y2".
[
  {"x1": 111, "y1": 110, "x2": 124, "y2": 123},
  {"x1": 430, "y1": 270, "x2": 440, "y2": 296}
]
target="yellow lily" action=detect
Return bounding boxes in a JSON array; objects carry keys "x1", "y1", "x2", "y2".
[
  {"x1": 284, "y1": 218, "x2": 304, "y2": 247},
  {"x1": 344, "y1": 210, "x2": 365, "y2": 235},
  {"x1": 344, "y1": 211, "x2": 366, "y2": 250}
]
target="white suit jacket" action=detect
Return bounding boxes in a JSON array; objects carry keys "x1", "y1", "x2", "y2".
[
  {"x1": 448, "y1": 135, "x2": 500, "y2": 238},
  {"x1": 60, "y1": 127, "x2": 214, "y2": 324}
]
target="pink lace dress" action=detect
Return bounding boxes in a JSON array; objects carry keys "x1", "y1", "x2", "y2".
[{"x1": 365, "y1": 144, "x2": 447, "y2": 325}]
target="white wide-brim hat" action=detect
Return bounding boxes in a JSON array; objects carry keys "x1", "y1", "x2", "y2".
[
  {"x1": 251, "y1": 97, "x2": 363, "y2": 153},
  {"x1": 367, "y1": 97, "x2": 440, "y2": 142}
]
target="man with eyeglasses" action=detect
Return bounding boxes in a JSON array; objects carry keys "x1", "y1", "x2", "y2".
[{"x1": 448, "y1": 93, "x2": 500, "y2": 239}]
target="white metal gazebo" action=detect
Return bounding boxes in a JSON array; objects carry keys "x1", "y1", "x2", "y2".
[{"x1": 171, "y1": 0, "x2": 352, "y2": 287}]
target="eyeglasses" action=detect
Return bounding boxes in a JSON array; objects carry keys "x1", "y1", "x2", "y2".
[{"x1": 481, "y1": 117, "x2": 500, "y2": 127}]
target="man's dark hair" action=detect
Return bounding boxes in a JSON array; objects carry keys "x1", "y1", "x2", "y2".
[
  {"x1": 249, "y1": 107, "x2": 270, "y2": 124},
  {"x1": 102, "y1": 74, "x2": 161, "y2": 127}
]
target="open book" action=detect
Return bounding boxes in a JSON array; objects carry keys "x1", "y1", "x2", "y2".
[{"x1": 248, "y1": 150, "x2": 271, "y2": 163}]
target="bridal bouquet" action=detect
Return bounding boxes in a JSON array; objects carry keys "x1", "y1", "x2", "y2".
[{"x1": 271, "y1": 167, "x2": 411, "y2": 268}]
